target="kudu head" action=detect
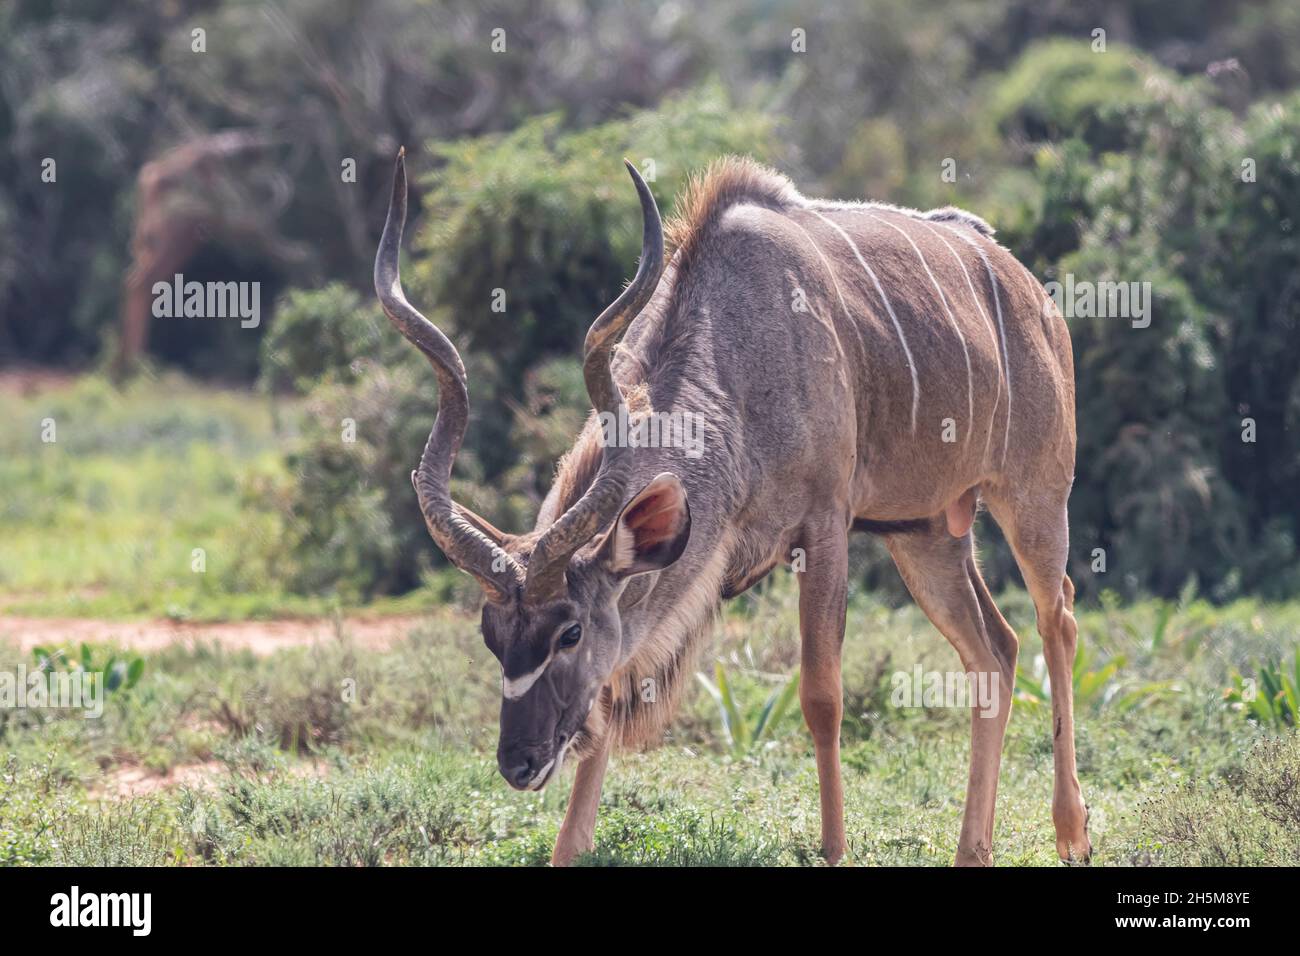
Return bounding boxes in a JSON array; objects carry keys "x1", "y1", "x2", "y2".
[{"x1": 375, "y1": 150, "x2": 691, "y2": 791}]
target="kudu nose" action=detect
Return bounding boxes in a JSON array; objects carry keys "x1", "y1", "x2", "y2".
[{"x1": 501, "y1": 752, "x2": 537, "y2": 789}]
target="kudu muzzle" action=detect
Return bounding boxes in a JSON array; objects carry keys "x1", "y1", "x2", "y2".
[{"x1": 497, "y1": 679, "x2": 572, "y2": 791}]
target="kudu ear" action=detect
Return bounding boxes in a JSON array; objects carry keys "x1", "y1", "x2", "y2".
[{"x1": 598, "y1": 473, "x2": 691, "y2": 577}]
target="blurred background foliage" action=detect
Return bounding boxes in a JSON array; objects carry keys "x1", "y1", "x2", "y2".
[{"x1": 2, "y1": 0, "x2": 1298, "y2": 605}]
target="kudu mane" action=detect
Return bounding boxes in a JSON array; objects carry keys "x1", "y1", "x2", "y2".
[{"x1": 541, "y1": 157, "x2": 802, "y2": 525}]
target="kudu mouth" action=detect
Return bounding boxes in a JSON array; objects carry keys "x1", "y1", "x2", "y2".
[
  {"x1": 499, "y1": 718, "x2": 583, "y2": 790},
  {"x1": 498, "y1": 687, "x2": 600, "y2": 790},
  {"x1": 500, "y1": 733, "x2": 572, "y2": 791}
]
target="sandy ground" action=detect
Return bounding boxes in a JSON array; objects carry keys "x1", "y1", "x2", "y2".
[
  {"x1": 93, "y1": 760, "x2": 231, "y2": 799},
  {"x1": 90, "y1": 758, "x2": 331, "y2": 799},
  {"x1": 0, "y1": 613, "x2": 429, "y2": 655}
]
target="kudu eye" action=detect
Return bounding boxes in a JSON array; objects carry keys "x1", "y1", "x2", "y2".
[{"x1": 557, "y1": 623, "x2": 582, "y2": 649}]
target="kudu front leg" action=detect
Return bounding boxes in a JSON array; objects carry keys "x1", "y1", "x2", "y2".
[
  {"x1": 796, "y1": 517, "x2": 850, "y2": 864},
  {"x1": 551, "y1": 734, "x2": 611, "y2": 867}
]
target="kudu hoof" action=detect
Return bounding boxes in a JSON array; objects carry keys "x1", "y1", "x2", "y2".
[
  {"x1": 1056, "y1": 804, "x2": 1093, "y2": 864},
  {"x1": 954, "y1": 845, "x2": 994, "y2": 867}
]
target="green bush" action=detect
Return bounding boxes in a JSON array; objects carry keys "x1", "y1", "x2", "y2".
[
  {"x1": 249, "y1": 46, "x2": 1300, "y2": 606},
  {"x1": 985, "y1": 54, "x2": 1300, "y2": 601},
  {"x1": 1132, "y1": 732, "x2": 1300, "y2": 865},
  {"x1": 259, "y1": 283, "x2": 408, "y2": 395},
  {"x1": 412, "y1": 83, "x2": 783, "y2": 475},
  {"x1": 257, "y1": 86, "x2": 782, "y2": 597},
  {"x1": 987, "y1": 40, "x2": 1178, "y2": 154}
]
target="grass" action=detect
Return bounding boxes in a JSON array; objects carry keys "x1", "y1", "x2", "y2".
[
  {"x1": 0, "y1": 372, "x2": 280, "y2": 618},
  {"x1": 3, "y1": 579, "x2": 1299, "y2": 866},
  {"x1": 0, "y1": 372, "x2": 439, "y2": 621},
  {"x1": 3, "y1": 372, "x2": 1299, "y2": 866}
]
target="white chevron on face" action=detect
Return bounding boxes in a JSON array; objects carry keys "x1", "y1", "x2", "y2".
[{"x1": 502, "y1": 658, "x2": 551, "y2": 700}]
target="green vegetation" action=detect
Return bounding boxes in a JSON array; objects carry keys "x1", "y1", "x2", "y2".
[
  {"x1": 255, "y1": 70, "x2": 1300, "y2": 604},
  {"x1": 1225, "y1": 650, "x2": 1300, "y2": 730},
  {"x1": 0, "y1": 374, "x2": 281, "y2": 618},
  {"x1": 3, "y1": 578, "x2": 1299, "y2": 866},
  {"x1": 0, "y1": 373, "x2": 433, "y2": 619},
  {"x1": 696, "y1": 662, "x2": 801, "y2": 757},
  {"x1": 4, "y1": 1, "x2": 1299, "y2": 604},
  {"x1": 4, "y1": 0, "x2": 1300, "y2": 869},
  {"x1": 252, "y1": 86, "x2": 784, "y2": 600},
  {"x1": 30, "y1": 643, "x2": 146, "y2": 697}
]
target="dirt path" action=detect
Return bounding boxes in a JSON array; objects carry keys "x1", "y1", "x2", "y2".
[
  {"x1": 91, "y1": 758, "x2": 330, "y2": 800},
  {"x1": 0, "y1": 612, "x2": 431, "y2": 655}
]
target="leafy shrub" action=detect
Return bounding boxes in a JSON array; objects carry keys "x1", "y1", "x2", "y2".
[
  {"x1": 259, "y1": 283, "x2": 408, "y2": 395},
  {"x1": 1016, "y1": 642, "x2": 1178, "y2": 715},
  {"x1": 696, "y1": 662, "x2": 800, "y2": 756},
  {"x1": 1131, "y1": 732, "x2": 1300, "y2": 865},
  {"x1": 411, "y1": 82, "x2": 783, "y2": 476},
  {"x1": 251, "y1": 52, "x2": 1300, "y2": 607},
  {"x1": 0, "y1": 757, "x2": 75, "y2": 865},
  {"x1": 30, "y1": 643, "x2": 145, "y2": 695},
  {"x1": 1225, "y1": 650, "x2": 1300, "y2": 729},
  {"x1": 987, "y1": 57, "x2": 1300, "y2": 601},
  {"x1": 258, "y1": 365, "x2": 437, "y2": 599},
  {"x1": 257, "y1": 86, "x2": 781, "y2": 597},
  {"x1": 988, "y1": 40, "x2": 1177, "y2": 153}
]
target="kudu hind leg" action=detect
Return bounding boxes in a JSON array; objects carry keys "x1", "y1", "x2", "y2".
[
  {"x1": 885, "y1": 523, "x2": 1019, "y2": 866},
  {"x1": 987, "y1": 495, "x2": 1090, "y2": 862},
  {"x1": 796, "y1": 516, "x2": 850, "y2": 864}
]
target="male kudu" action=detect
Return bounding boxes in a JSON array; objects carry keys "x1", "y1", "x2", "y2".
[{"x1": 374, "y1": 150, "x2": 1088, "y2": 866}]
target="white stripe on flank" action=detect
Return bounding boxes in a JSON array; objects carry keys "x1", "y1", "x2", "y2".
[
  {"x1": 863, "y1": 211, "x2": 974, "y2": 449},
  {"x1": 804, "y1": 208, "x2": 919, "y2": 433},
  {"x1": 915, "y1": 219, "x2": 1004, "y2": 464},
  {"x1": 933, "y1": 222, "x2": 1012, "y2": 468},
  {"x1": 786, "y1": 218, "x2": 852, "y2": 359}
]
